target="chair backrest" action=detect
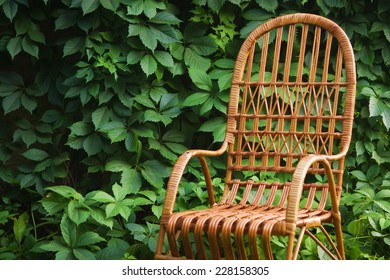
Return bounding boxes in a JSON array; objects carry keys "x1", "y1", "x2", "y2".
[{"x1": 224, "y1": 14, "x2": 356, "y2": 201}]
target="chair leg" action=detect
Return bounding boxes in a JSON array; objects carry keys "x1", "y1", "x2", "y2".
[
  {"x1": 155, "y1": 224, "x2": 166, "y2": 257},
  {"x1": 286, "y1": 233, "x2": 295, "y2": 260},
  {"x1": 262, "y1": 234, "x2": 273, "y2": 260},
  {"x1": 333, "y1": 214, "x2": 346, "y2": 259},
  {"x1": 262, "y1": 220, "x2": 280, "y2": 260},
  {"x1": 286, "y1": 227, "x2": 306, "y2": 260}
]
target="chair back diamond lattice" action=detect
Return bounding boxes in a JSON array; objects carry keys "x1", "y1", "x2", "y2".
[{"x1": 224, "y1": 14, "x2": 356, "y2": 201}]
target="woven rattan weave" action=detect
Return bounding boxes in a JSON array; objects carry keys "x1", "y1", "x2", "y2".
[{"x1": 155, "y1": 13, "x2": 356, "y2": 260}]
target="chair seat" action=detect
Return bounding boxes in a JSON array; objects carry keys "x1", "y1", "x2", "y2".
[
  {"x1": 164, "y1": 203, "x2": 332, "y2": 259},
  {"x1": 167, "y1": 204, "x2": 331, "y2": 235}
]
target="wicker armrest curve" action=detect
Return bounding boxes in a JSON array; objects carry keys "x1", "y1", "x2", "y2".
[
  {"x1": 285, "y1": 154, "x2": 339, "y2": 235},
  {"x1": 160, "y1": 142, "x2": 228, "y2": 222}
]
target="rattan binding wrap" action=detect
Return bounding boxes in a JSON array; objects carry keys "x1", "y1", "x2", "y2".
[{"x1": 155, "y1": 13, "x2": 356, "y2": 260}]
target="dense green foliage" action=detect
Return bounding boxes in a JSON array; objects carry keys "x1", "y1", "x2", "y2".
[{"x1": 0, "y1": 0, "x2": 389, "y2": 260}]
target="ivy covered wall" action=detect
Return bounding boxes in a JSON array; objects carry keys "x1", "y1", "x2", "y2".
[{"x1": 0, "y1": 0, "x2": 389, "y2": 259}]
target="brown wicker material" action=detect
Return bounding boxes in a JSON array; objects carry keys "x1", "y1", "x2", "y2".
[{"x1": 155, "y1": 13, "x2": 356, "y2": 260}]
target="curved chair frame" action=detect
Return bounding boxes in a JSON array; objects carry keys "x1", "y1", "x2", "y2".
[{"x1": 155, "y1": 13, "x2": 356, "y2": 260}]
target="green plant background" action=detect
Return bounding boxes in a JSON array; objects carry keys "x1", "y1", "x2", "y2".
[{"x1": 0, "y1": 0, "x2": 389, "y2": 260}]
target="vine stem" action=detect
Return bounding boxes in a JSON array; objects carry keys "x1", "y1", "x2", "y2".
[{"x1": 31, "y1": 209, "x2": 37, "y2": 240}]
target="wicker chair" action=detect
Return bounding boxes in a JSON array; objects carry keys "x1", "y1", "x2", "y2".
[{"x1": 155, "y1": 13, "x2": 356, "y2": 260}]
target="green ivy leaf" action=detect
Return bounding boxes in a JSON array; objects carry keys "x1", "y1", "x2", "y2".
[
  {"x1": 188, "y1": 68, "x2": 213, "y2": 91},
  {"x1": 15, "y1": 16, "x2": 32, "y2": 35},
  {"x1": 199, "y1": 117, "x2": 225, "y2": 132},
  {"x1": 369, "y1": 95, "x2": 390, "y2": 129},
  {"x1": 2, "y1": 90, "x2": 22, "y2": 114},
  {"x1": 105, "y1": 201, "x2": 132, "y2": 219},
  {"x1": 0, "y1": 71, "x2": 23, "y2": 86},
  {"x1": 96, "y1": 238, "x2": 129, "y2": 260},
  {"x1": 68, "y1": 200, "x2": 90, "y2": 226},
  {"x1": 324, "y1": 0, "x2": 344, "y2": 8},
  {"x1": 99, "y1": 121, "x2": 127, "y2": 143},
  {"x1": 217, "y1": 73, "x2": 232, "y2": 91},
  {"x1": 35, "y1": 240, "x2": 68, "y2": 253},
  {"x1": 358, "y1": 44, "x2": 375, "y2": 66},
  {"x1": 138, "y1": 25, "x2": 157, "y2": 51},
  {"x1": 150, "y1": 24, "x2": 180, "y2": 44},
  {"x1": 21, "y1": 36, "x2": 39, "y2": 58},
  {"x1": 77, "y1": 231, "x2": 105, "y2": 246},
  {"x1": 160, "y1": 147, "x2": 181, "y2": 161},
  {"x1": 140, "y1": 160, "x2": 169, "y2": 188},
  {"x1": 126, "y1": 50, "x2": 144, "y2": 65},
  {"x1": 162, "y1": 130, "x2": 185, "y2": 143},
  {"x1": 6, "y1": 36, "x2": 22, "y2": 59},
  {"x1": 149, "y1": 86, "x2": 167, "y2": 103},
  {"x1": 112, "y1": 183, "x2": 127, "y2": 201},
  {"x1": 92, "y1": 106, "x2": 111, "y2": 130},
  {"x1": 81, "y1": 0, "x2": 100, "y2": 14},
  {"x1": 227, "y1": 0, "x2": 242, "y2": 5},
  {"x1": 63, "y1": 37, "x2": 84, "y2": 57},
  {"x1": 40, "y1": 193, "x2": 68, "y2": 215},
  {"x1": 19, "y1": 173, "x2": 37, "y2": 189},
  {"x1": 182, "y1": 92, "x2": 210, "y2": 107},
  {"x1": 144, "y1": 0, "x2": 166, "y2": 18},
  {"x1": 46, "y1": 186, "x2": 83, "y2": 200},
  {"x1": 60, "y1": 215, "x2": 77, "y2": 248},
  {"x1": 140, "y1": 54, "x2": 157, "y2": 76},
  {"x1": 72, "y1": 248, "x2": 95, "y2": 260},
  {"x1": 2, "y1": 0, "x2": 18, "y2": 21},
  {"x1": 70, "y1": 121, "x2": 93, "y2": 137},
  {"x1": 382, "y1": 108, "x2": 390, "y2": 130},
  {"x1": 87, "y1": 190, "x2": 115, "y2": 203},
  {"x1": 154, "y1": 51, "x2": 174, "y2": 67},
  {"x1": 89, "y1": 208, "x2": 114, "y2": 229},
  {"x1": 133, "y1": 94, "x2": 155, "y2": 108},
  {"x1": 372, "y1": 151, "x2": 390, "y2": 165},
  {"x1": 125, "y1": 223, "x2": 146, "y2": 242},
  {"x1": 315, "y1": 0, "x2": 331, "y2": 15},
  {"x1": 189, "y1": 36, "x2": 218, "y2": 56},
  {"x1": 55, "y1": 10, "x2": 81, "y2": 30},
  {"x1": 0, "y1": 211, "x2": 10, "y2": 224},
  {"x1": 127, "y1": 0, "x2": 143, "y2": 15},
  {"x1": 374, "y1": 200, "x2": 390, "y2": 213},
  {"x1": 105, "y1": 203, "x2": 120, "y2": 218},
  {"x1": 13, "y1": 212, "x2": 29, "y2": 244},
  {"x1": 184, "y1": 47, "x2": 211, "y2": 70},
  {"x1": 55, "y1": 249, "x2": 73, "y2": 260},
  {"x1": 121, "y1": 169, "x2": 142, "y2": 194},
  {"x1": 133, "y1": 197, "x2": 153, "y2": 206},
  {"x1": 139, "y1": 190, "x2": 157, "y2": 202},
  {"x1": 150, "y1": 11, "x2": 181, "y2": 25},
  {"x1": 383, "y1": 48, "x2": 390, "y2": 66},
  {"x1": 350, "y1": 170, "x2": 368, "y2": 182},
  {"x1": 99, "y1": 0, "x2": 120, "y2": 11},
  {"x1": 105, "y1": 160, "x2": 131, "y2": 172},
  {"x1": 375, "y1": 190, "x2": 390, "y2": 200},
  {"x1": 165, "y1": 142, "x2": 187, "y2": 154},
  {"x1": 83, "y1": 133, "x2": 103, "y2": 156},
  {"x1": 199, "y1": 116, "x2": 226, "y2": 142},
  {"x1": 23, "y1": 148, "x2": 49, "y2": 161},
  {"x1": 144, "y1": 109, "x2": 166, "y2": 124},
  {"x1": 21, "y1": 94, "x2": 37, "y2": 113},
  {"x1": 151, "y1": 205, "x2": 162, "y2": 219},
  {"x1": 207, "y1": 0, "x2": 225, "y2": 13}
]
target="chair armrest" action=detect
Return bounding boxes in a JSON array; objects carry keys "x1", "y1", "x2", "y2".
[
  {"x1": 285, "y1": 154, "x2": 339, "y2": 235},
  {"x1": 160, "y1": 141, "x2": 228, "y2": 223}
]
